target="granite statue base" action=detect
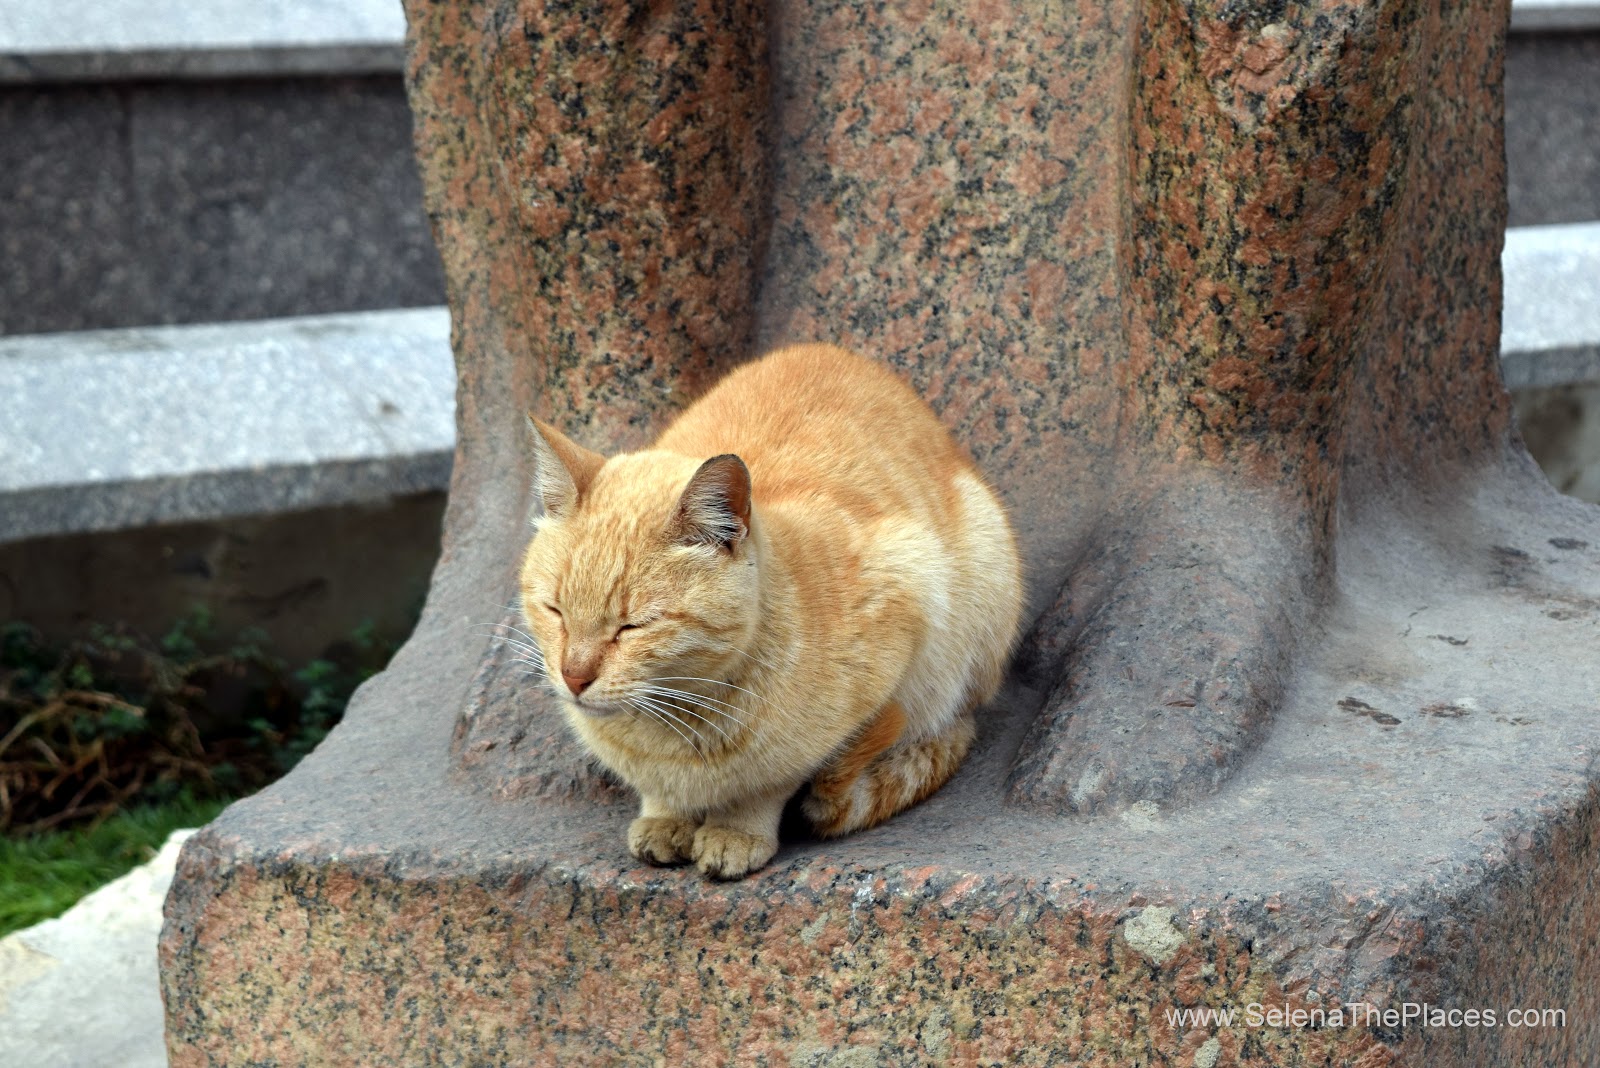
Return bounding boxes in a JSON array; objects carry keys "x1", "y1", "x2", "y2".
[{"x1": 161, "y1": 466, "x2": 1600, "y2": 1066}]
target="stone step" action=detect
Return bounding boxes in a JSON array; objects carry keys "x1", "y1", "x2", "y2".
[
  {"x1": 0, "y1": 0, "x2": 1587, "y2": 83},
  {"x1": 1501, "y1": 221, "x2": 1600, "y2": 390},
  {"x1": 1504, "y1": 221, "x2": 1600, "y2": 503},
  {"x1": 1512, "y1": 0, "x2": 1600, "y2": 30},
  {"x1": 0, "y1": 0, "x2": 406, "y2": 82},
  {"x1": 0, "y1": 221, "x2": 1595, "y2": 544},
  {"x1": 1505, "y1": 11, "x2": 1600, "y2": 226},
  {"x1": 0, "y1": 307, "x2": 454, "y2": 544}
]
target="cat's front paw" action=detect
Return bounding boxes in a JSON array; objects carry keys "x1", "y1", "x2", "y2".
[
  {"x1": 691, "y1": 825, "x2": 777, "y2": 880},
  {"x1": 628, "y1": 816, "x2": 699, "y2": 866}
]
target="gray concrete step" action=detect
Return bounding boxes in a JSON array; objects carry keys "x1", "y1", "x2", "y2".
[
  {"x1": 1505, "y1": 222, "x2": 1600, "y2": 502},
  {"x1": 1502, "y1": 221, "x2": 1600, "y2": 389},
  {"x1": 1506, "y1": 20, "x2": 1600, "y2": 226},
  {"x1": 1, "y1": 0, "x2": 1586, "y2": 80},
  {"x1": 0, "y1": 0, "x2": 405, "y2": 82},
  {"x1": 0, "y1": 307, "x2": 453, "y2": 544},
  {"x1": 1512, "y1": 0, "x2": 1600, "y2": 30},
  {"x1": 0, "y1": 74, "x2": 444, "y2": 336}
]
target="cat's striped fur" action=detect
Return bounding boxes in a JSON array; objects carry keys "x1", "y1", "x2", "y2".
[{"x1": 518, "y1": 344, "x2": 1022, "y2": 879}]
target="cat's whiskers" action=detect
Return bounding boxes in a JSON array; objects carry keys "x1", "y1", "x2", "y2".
[
  {"x1": 477, "y1": 625, "x2": 549, "y2": 664},
  {"x1": 477, "y1": 625, "x2": 549, "y2": 659},
  {"x1": 479, "y1": 619, "x2": 554, "y2": 686},
  {"x1": 630, "y1": 695, "x2": 708, "y2": 751},
  {"x1": 634, "y1": 686, "x2": 744, "y2": 741},
  {"x1": 647, "y1": 700, "x2": 736, "y2": 748},
  {"x1": 507, "y1": 654, "x2": 551, "y2": 681},
  {"x1": 652, "y1": 675, "x2": 772, "y2": 707},
  {"x1": 499, "y1": 630, "x2": 543, "y2": 651},
  {"x1": 478, "y1": 621, "x2": 543, "y2": 648},
  {"x1": 728, "y1": 644, "x2": 782, "y2": 675},
  {"x1": 625, "y1": 696, "x2": 711, "y2": 767},
  {"x1": 637, "y1": 684, "x2": 751, "y2": 731},
  {"x1": 501, "y1": 646, "x2": 548, "y2": 672},
  {"x1": 639, "y1": 679, "x2": 747, "y2": 711},
  {"x1": 492, "y1": 634, "x2": 545, "y2": 658},
  {"x1": 509, "y1": 657, "x2": 550, "y2": 681}
]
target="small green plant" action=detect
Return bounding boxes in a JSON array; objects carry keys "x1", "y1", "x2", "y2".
[{"x1": 0, "y1": 612, "x2": 400, "y2": 837}]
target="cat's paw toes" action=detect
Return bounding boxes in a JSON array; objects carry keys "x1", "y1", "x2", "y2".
[
  {"x1": 628, "y1": 816, "x2": 699, "y2": 866},
  {"x1": 691, "y1": 826, "x2": 777, "y2": 880}
]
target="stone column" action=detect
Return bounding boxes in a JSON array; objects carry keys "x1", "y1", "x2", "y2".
[{"x1": 162, "y1": 0, "x2": 1600, "y2": 1063}]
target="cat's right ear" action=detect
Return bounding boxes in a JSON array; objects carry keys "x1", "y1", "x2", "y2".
[
  {"x1": 671, "y1": 454, "x2": 751, "y2": 551},
  {"x1": 526, "y1": 417, "x2": 605, "y2": 522}
]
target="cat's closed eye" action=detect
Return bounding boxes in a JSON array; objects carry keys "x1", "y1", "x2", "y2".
[{"x1": 610, "y1": 621, "x2": 646, "y2": 644}]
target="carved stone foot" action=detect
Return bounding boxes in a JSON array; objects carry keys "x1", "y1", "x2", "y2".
[{"x1": 1008, "y1": 471, "x2": 1318, "y2": 815}]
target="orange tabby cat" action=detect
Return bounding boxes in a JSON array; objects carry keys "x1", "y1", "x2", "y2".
[{"x1": 518, "y1": 344, "x2": 1022, "y2": 879}]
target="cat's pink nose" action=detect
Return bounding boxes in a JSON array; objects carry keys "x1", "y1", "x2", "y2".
[{"x1": 562, "y1": 670, "x2": 595, "y2": 696}]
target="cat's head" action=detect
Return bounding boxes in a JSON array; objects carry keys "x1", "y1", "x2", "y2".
[{"x1": 516, "y1": 419, "x2": 759, "y2": 717}]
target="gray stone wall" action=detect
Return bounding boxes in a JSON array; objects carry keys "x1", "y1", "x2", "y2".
[
  {"x1": 1506, "y1": 32, "x2": 1600, "y2": 226},
  {"x1": 0, "y1": 76, "x2": 443, "y2": 336}
]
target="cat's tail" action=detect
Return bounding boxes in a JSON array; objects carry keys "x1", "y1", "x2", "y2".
[{"x1": 803, "y1": 704, "x2": 976, "y2": 838}]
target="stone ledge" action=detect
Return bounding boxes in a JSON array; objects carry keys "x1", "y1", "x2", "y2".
[
  {"x1": 1510, "y1": 0, "x2": 1600, "y2": 31},
  {"x1": 0, "y1": 0, "x2": 406, "y2": 83},
  {"x1": 0, "y1": 307, "x2": 454, "y2": 544},
  {"x1": 1501, "y1": 221, "x2": 1600, "y2": 389},
  {"x1": 1506, "y1": 29, "x2": 1600, "y2": 226},
  {"x1": 0, "y1": 77, "x2": 444, "y2": 336}
]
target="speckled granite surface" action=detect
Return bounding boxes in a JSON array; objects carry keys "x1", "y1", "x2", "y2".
[{"x1": 162, "y1": 0, "x2": 1600, "y2": 1062}]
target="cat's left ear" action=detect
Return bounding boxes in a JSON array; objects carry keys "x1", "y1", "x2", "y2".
[
  {"x1": 527, "y1": 416, "x2": 605, "y2": 521},
  {"x1": 671, "y1": 454, "x2": 751, "y2": 551}
]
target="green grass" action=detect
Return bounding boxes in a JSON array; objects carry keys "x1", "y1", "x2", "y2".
[
  {"x1": 0, "y1": 791, "x2": 232, "y2": 938},
  {"x1": 1, "y1": 611, "x2": 410, "y2": 937}
]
